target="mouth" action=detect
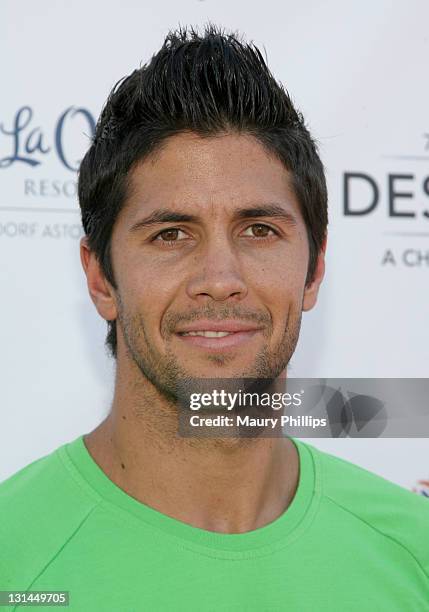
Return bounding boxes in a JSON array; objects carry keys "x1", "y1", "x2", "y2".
[
  {"x1": 175, "y1": 329, "x2": 262, "y2": 350},
  {"x1": 180, "y1": 330, "x2": 238, "y2": 337}
]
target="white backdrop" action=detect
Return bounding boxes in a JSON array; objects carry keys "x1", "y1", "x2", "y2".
[{"x1": 1, "y1": 0, "x2": 428, "y2": 489}]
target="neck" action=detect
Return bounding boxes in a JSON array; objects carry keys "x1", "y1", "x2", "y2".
[{"x1": 84, "y1": 358, "x2": 299, "y2": 534}]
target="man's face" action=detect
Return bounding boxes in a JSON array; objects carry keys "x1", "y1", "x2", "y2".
[{"x1": 88, "y1": 132, "x2": 324, "y2": 398}]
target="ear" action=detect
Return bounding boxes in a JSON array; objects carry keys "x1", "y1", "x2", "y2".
[
  {"x1": 302, "y1": 235, "x2": 327, "y2": 312},
  {"x1": 80, "y1": 237, "x2": 118, "y2": 322}
]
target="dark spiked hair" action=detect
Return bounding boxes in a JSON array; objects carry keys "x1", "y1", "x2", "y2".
[{"x1": 78, "y1": 24, "x2": 328, "y2": 360}]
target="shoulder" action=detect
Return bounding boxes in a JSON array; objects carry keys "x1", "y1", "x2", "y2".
[
  {"x1": 299, "y1": 440, "x2": 429, "y2": 574},
  {"x1": 0, "y1": 439, "x2": 100, "y2": 590}
]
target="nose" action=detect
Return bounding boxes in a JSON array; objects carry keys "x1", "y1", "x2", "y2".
[{"x1": 186, "y1": 234, "x2": 248, "y2": 302}]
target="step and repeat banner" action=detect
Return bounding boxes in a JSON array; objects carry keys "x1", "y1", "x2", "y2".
[{"x1": 1, "y1": 0, "x2": 428, "y2": 492}]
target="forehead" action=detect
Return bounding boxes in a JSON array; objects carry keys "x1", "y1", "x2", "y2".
[{"x1": 122, "y1": 131, "x2": 301, "y2": 222}]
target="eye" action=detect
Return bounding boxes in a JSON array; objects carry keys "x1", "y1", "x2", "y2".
[
  {"x1": 152, "y1": 227, "x2": 188, "y2": 244},
  {"x1": 242, "y1": 223, "x2": 278, "y2": 238}
]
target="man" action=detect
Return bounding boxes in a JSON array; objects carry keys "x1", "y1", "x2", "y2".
[{"x1": 1, "y1": 25, "x2": 428, "y2": 611}]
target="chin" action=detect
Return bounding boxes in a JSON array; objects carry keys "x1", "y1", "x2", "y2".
[{"x1": 185, "y1": 362, "x2": 260, "y2": 379}]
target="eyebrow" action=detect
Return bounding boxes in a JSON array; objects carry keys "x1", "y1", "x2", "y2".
[{"x1": 128, "y1": 204, "x2": 298, "y2": 233}]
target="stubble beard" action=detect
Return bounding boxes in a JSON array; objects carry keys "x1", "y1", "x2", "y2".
[{"x1": 116, "y1": 295, "x2": 303, "y2": 408}]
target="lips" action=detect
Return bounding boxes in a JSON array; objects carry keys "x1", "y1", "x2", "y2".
[
  {"x1": 176, "y1": 320, "x2": 263, "y2": 334},
  {"x1": 175, "y1": 320, "x2": 263, "y2": 351},
  {"x1": 180, "y1": 330, "x2": 235, "y2": 337}
]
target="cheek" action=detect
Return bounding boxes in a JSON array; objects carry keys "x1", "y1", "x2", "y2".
[
  {"x1": 248, "y1": 246, "x2": 308, "y2": 330},
  {"x1": 250, "y1": 247, "x2": 308, "y2": 300},
  {"x1": 117, "y1": 254, "x2": 181, "y2": 322}
]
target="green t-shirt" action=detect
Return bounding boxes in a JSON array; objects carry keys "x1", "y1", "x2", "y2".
[{"x1": 1, "y1": 435, "x2": 428, "y2": 611}]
